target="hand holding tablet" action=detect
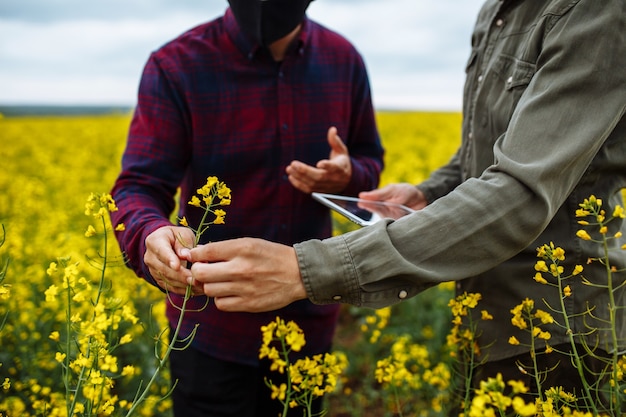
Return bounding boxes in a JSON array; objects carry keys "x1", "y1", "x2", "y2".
[{"x1": 312, "y1": 192, "x2": 415, "y2": 226}]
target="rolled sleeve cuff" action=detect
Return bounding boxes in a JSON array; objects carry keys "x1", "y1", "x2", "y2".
[{"x1": 294, "y1": 235, "x2": 362, "y2": 306}]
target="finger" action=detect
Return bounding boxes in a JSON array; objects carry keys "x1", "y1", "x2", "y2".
[
  {"x1": 201, "y1": 280, "x2": 240, "y2": 297},
  {"x1": 287, "y1": 175, "x2": 312, "y2": 194},
  {"x1": 212, "y1": 295, "x2": 263, "y2": 313},
  {"x1": 327, "y1": 126, "x2": 348, "y2": 156},
  {"x1": 316, "y1": 157, "x2": 347, "y2": 172},
  {"x1": 173, "y1": 229, "x2": 195, "y2": 257},
  {"x1": 287, "y1": 160, "x2": 323, "y2": 179},
  {"x1": 154, "y1": 270, "x2": 190, "y2": 295},
  {"x1": 359, "y1": 185, "x2": 396, "y2": 201},
  {"x1": 286, "y1": 162, "x2": 325, "y2": 193},
  {"x1": 189, "y1": 257, "x2": 239, "y2": 286}
]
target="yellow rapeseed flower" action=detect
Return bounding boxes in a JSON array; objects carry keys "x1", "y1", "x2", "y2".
[
  {"x1": 534, "y1": 309, "x2": 554, "y2": 324},
  {"x1": 512, "y1": 396, "x2": 537, "y2": 416},
  {"x1": 534, "y1": 260, "x2": 549, "y2": 273},
  {"x1": 576, "y1": 230, "x2": 592, "y2": 241},
  {"x1": 549, "y1": 263, "x2": 563, "y2": 277},
  {"x1": 214, "y1": 209, "x2": 226, "y2": 225},
  {"x1": 534, "y1": 272, "x2": 548, "y2": 284},
  {"x1": 563, "y1": 285, "x2": 572, "y2": 297},
  {"x1": 44, "y1": 285, "x2": 59, "y2": 302},
  {"x1": 552, "y1": 247, "x2": 565, "y2": 261},
  {"x1": 270, "y1": 383, "x2": 287, "y2": 400},
  {"x1": 538, "y1": 330, "x2": 551, "y2": 340},
  {"x1": 576, "y1": 208, "x2": 590, "y2": 217},
  {"x1": 121, "y1": 365, "x2": 135, "y2": 377},
  {"x1": 46, "y1": 262, "x2": 58, "y2": 276},
  {"x1": 84, "y1": 225, "x2": 97, "y2": 237},
  {"x1": 507, "y1": 380, "x2": 529, "y2": 394},
  {"x1": 0, "y1": 285, "x2": 10, "y2": 300}
]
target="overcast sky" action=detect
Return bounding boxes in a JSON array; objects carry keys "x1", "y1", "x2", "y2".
[{"x1": 0, "y1": 0, "x2": 485, "y2": 110}]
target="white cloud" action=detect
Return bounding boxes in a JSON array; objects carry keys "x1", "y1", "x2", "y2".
[{"x1": 0, "y1": 0, "x2": 485, "y2": 110}]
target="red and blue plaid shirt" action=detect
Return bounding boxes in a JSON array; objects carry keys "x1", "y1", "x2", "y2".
[{"x1": 111, "y1": 8, "x2": 383, "y2": 365}]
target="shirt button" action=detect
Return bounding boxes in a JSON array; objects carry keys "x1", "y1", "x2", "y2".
[
  {"x1": 496, "y1": 18, "x2": 504, "y2": 27},
  {"x1": 332, "y1": 295, "x2": 342, "y2": 301},
  {"x1": 507, "y1": 76, "x2": 513, "y2": 85},
  {"x1": 477, "y1": 74, "x2": 483, "y2": 83},
  {"x1": 468, "y1": 131, "x2": 473, "y2": 139},
  {"x1": 398, "y1": 290, "x2": 408, "y2": 299}
]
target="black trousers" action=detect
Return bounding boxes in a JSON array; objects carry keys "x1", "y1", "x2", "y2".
[{"x1": 169, "y1": 345, "x2": 323, "y2": 417}]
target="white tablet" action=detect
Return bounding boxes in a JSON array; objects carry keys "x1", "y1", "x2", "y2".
[{"x1": 312, "y1": 192, "x2": 415, "y2": 227}]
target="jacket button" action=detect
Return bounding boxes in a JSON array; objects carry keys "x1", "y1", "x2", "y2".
[
  {"x1": 332, "y1": 295, "x2": 342, "y2": 301},
  {"x1": 398, "y1": 290, "x2": 408, "y2": 299}
]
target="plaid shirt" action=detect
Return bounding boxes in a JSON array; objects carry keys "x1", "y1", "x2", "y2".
[{"x1": 110, "y1": 9, "x2": 383, "y2": 365}]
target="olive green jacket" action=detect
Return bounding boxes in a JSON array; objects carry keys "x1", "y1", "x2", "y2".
[{"x1": 295, "y1": 0, "x2": 626, "y2": 361}]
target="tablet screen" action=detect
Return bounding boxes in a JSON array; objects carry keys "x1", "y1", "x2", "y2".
[{"x1": 312, "y1": 192, "x2": 415, "y2": 226}]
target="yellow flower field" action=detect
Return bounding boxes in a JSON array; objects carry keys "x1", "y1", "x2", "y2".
[
  {"x1": 0, "y1": 111, "x2": 460, "y2": 416},
  {"x1": 2, "y1": 112, "x2": 622, "y2": 416}
]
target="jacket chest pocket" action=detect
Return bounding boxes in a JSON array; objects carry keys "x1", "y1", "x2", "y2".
[
  {"x1": 482, "y1": 54, "x2": 537, "y2": 134},
  {"x1": 493, "y1": 54, "x2": 536, "y2": 91}
]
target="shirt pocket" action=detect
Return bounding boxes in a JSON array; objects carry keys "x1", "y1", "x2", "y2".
[
  {"x1": 493, "y1": 55, "x2": 537, "y2": 90},
  {"x1": 492, "y1": 54, "x2": 536, "y2": 91},
  {"x1": 487, "y1": 54, "x2": 536, "y2": 129}
]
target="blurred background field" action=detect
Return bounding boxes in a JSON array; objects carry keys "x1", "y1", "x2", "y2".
[{"x1": 0, "y1": 110, "x2": 461, "y2": 416}]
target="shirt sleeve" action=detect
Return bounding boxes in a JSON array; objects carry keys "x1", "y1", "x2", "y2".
[
  {"x1": 340, "y1": 51, "x2": 384, "y2": 196},
  {"x1": 296, "y1": 0, "x2": 626, "y2": 308},
  {"x1": 110, "y1": 53, "x2": 191, "y2": 287},
  {"x1": 416, "y1": 149, "x2": 463, "y2": 203}
]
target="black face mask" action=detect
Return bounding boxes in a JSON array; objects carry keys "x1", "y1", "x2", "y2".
[{"x1": 228, "y1": 0, "x2": 313, "y2": 46}]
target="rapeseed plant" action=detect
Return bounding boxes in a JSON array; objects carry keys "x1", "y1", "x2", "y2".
[
  {"x1": 1, "y1": 225, "x2": 10, "y2": 400},
  {"x1": 3, "y1": 115, "x2": 624, "y2": 417},
  {"x1": 375, "y1": 335, "x2": 451, "y2": 416},
  {"x1": 259, "y1": 316, "x2": 348, "y2": 416},
  {"x1": 0, "y1": 175, "x2": 229, "y2": 417}
]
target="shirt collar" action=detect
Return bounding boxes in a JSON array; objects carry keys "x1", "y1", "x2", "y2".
[{"x1": 224, "y1": 7, "x2": 309, "y2": 61}]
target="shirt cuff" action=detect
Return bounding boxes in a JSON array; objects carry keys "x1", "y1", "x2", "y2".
[{"x1": 294, "y1": 235, "x2": 362, "y2": 306}]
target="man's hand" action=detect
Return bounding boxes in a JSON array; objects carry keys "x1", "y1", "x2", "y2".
[
  {"x1": 187, "y1": 238, "x2": 307, "y2": 312},
  {"x1": 359, "y1": 183, "x2": 429, "y2": 211},
  {"x1": 286, "y1": 126, "x2": 352, "y2": 194},
  {"x1": 144, "y1": 226, "x2": 203, "y2": 295}
]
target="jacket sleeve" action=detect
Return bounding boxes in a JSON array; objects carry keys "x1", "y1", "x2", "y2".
[{"x1": 296, "y1": 0, "x2": 626, "y2": 308}]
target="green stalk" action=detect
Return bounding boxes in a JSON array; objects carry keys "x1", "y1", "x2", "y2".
[
  {"x1": 527, "y1": 312, "x2": 544, "y2": 404},
  {"x1": 600, "y1": 227, "x2": 620, "y2": 413},
  {"x1": 555, "y1": 264, "x2": 597, "y2": 414},
  {"x1": 125, "y1": 284, "x2": 193, "y2": 417}
]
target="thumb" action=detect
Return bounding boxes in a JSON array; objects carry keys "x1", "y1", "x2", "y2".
[{"x1": 327, "y1": 126, "x2": 348, "y2": 157}]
